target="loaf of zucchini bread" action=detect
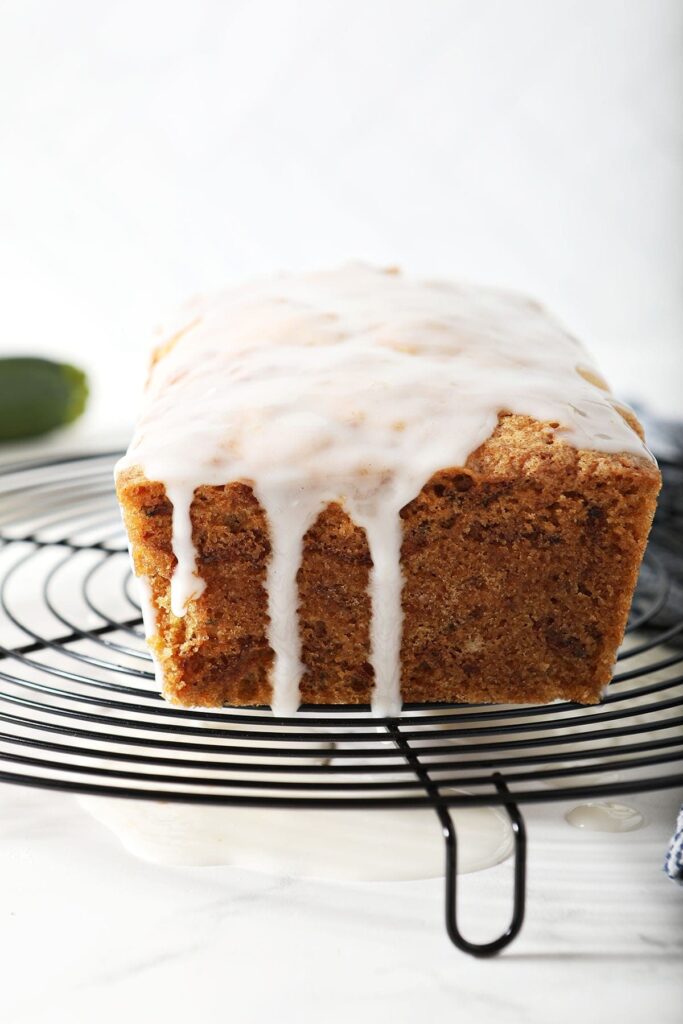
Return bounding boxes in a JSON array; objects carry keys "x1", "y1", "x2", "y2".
[{"x1": 116, "y1": 265, "x2": 660, "y2": 715}]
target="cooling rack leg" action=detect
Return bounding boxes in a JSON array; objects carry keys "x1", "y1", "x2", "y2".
[
  {"x1": 441, "y1": 774, "x2": 526, "y2": 958},
  {"x1": 387, "y1": 724, "x2": 527, "y2": 958}
]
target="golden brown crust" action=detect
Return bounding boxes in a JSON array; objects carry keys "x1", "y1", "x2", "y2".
[{"x1": 117, "y1": 413, "x2": 660, "y2": 708}]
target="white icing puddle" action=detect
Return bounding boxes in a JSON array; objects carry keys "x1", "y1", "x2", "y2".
[
  {"x1": 76, "y1": 710, "x2": 513, "y2": 880},
  {"x1": 78, "y1": 795, "x2": 514, "y2": 880},
  {"x1": 565, "y1": 802, "x2": 645, "y2": 833},
  {"x1": 74, "y1": 649, "x2": 681, "y2": 876}
]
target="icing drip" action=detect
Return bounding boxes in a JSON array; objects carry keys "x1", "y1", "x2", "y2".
[
  {"x1": 136, "y1": 574, "x2": 157, "y2": 638},
  {"x1": 116, "y1": 264, "x2": 653, "y2": 715},
  {"x1": 166, "y1": 482, "x2": 206, "y2": 616},
  {"x1": 133, "y1": 574, "x2": 164, "y2": 691},
  {"x1": 255, "y1": 484, "x2": 322, "y2": 717}
]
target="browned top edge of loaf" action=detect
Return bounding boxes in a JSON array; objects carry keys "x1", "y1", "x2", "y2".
[{"x1": 116, "y1": 411, "x2": 661, "y2": 504}]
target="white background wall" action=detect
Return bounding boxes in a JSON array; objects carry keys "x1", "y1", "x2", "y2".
[{"x1": 0, "y1": 0, "x2": 681, "y2": 442}]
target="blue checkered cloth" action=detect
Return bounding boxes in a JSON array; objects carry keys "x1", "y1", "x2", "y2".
[
  {"x1": 632, "y1": 407, "x2": 683, "y2": 885},
  {"x1": 665, "y1": 807, "x2": 683, "y2": 884}
]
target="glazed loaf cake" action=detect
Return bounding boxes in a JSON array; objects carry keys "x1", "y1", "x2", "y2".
[{"x1": 116, "y1": 265, "x2": 660, "y2": 715}]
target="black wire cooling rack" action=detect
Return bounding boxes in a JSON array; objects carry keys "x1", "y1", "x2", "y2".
[{"x1": 0, "y1": 451, "x2": 682, "y2": 957}]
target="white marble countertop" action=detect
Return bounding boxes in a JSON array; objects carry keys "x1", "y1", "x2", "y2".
[{"x1": 1, "y1": 780, "x2": 681, "y2": 1023}]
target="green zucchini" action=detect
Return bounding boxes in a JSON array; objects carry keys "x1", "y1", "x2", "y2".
[{"x1": 0, "y1": 357, "x2": 88, "y2": 441}]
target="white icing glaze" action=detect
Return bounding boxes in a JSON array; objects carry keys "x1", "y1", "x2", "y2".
[
  {"x1": 565, "y1": 802, "x2": 645, "y2": 833},
  {"x1": 133, "y1": 574, "x2": 165, "y2": 690},
  {"x1": 165, "y1": 482, "x2": 206, "y2": 616},
  {"x1": 116, "y1": 264, "x2": 652, "y2": 715},
  {"x1": 78, "y1": 795, "x2": 514, "y2": 878},
  {"x1": 135, "y1": 574, "x2": 157, "y2": 638}
]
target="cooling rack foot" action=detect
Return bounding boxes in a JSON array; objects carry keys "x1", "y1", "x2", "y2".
[
  {"x1": 441, "y1": 773, "x2": 526, "y2": 957},
  {"x1": 387, "y1": 722, "x2": 526, "y2": 957}
]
